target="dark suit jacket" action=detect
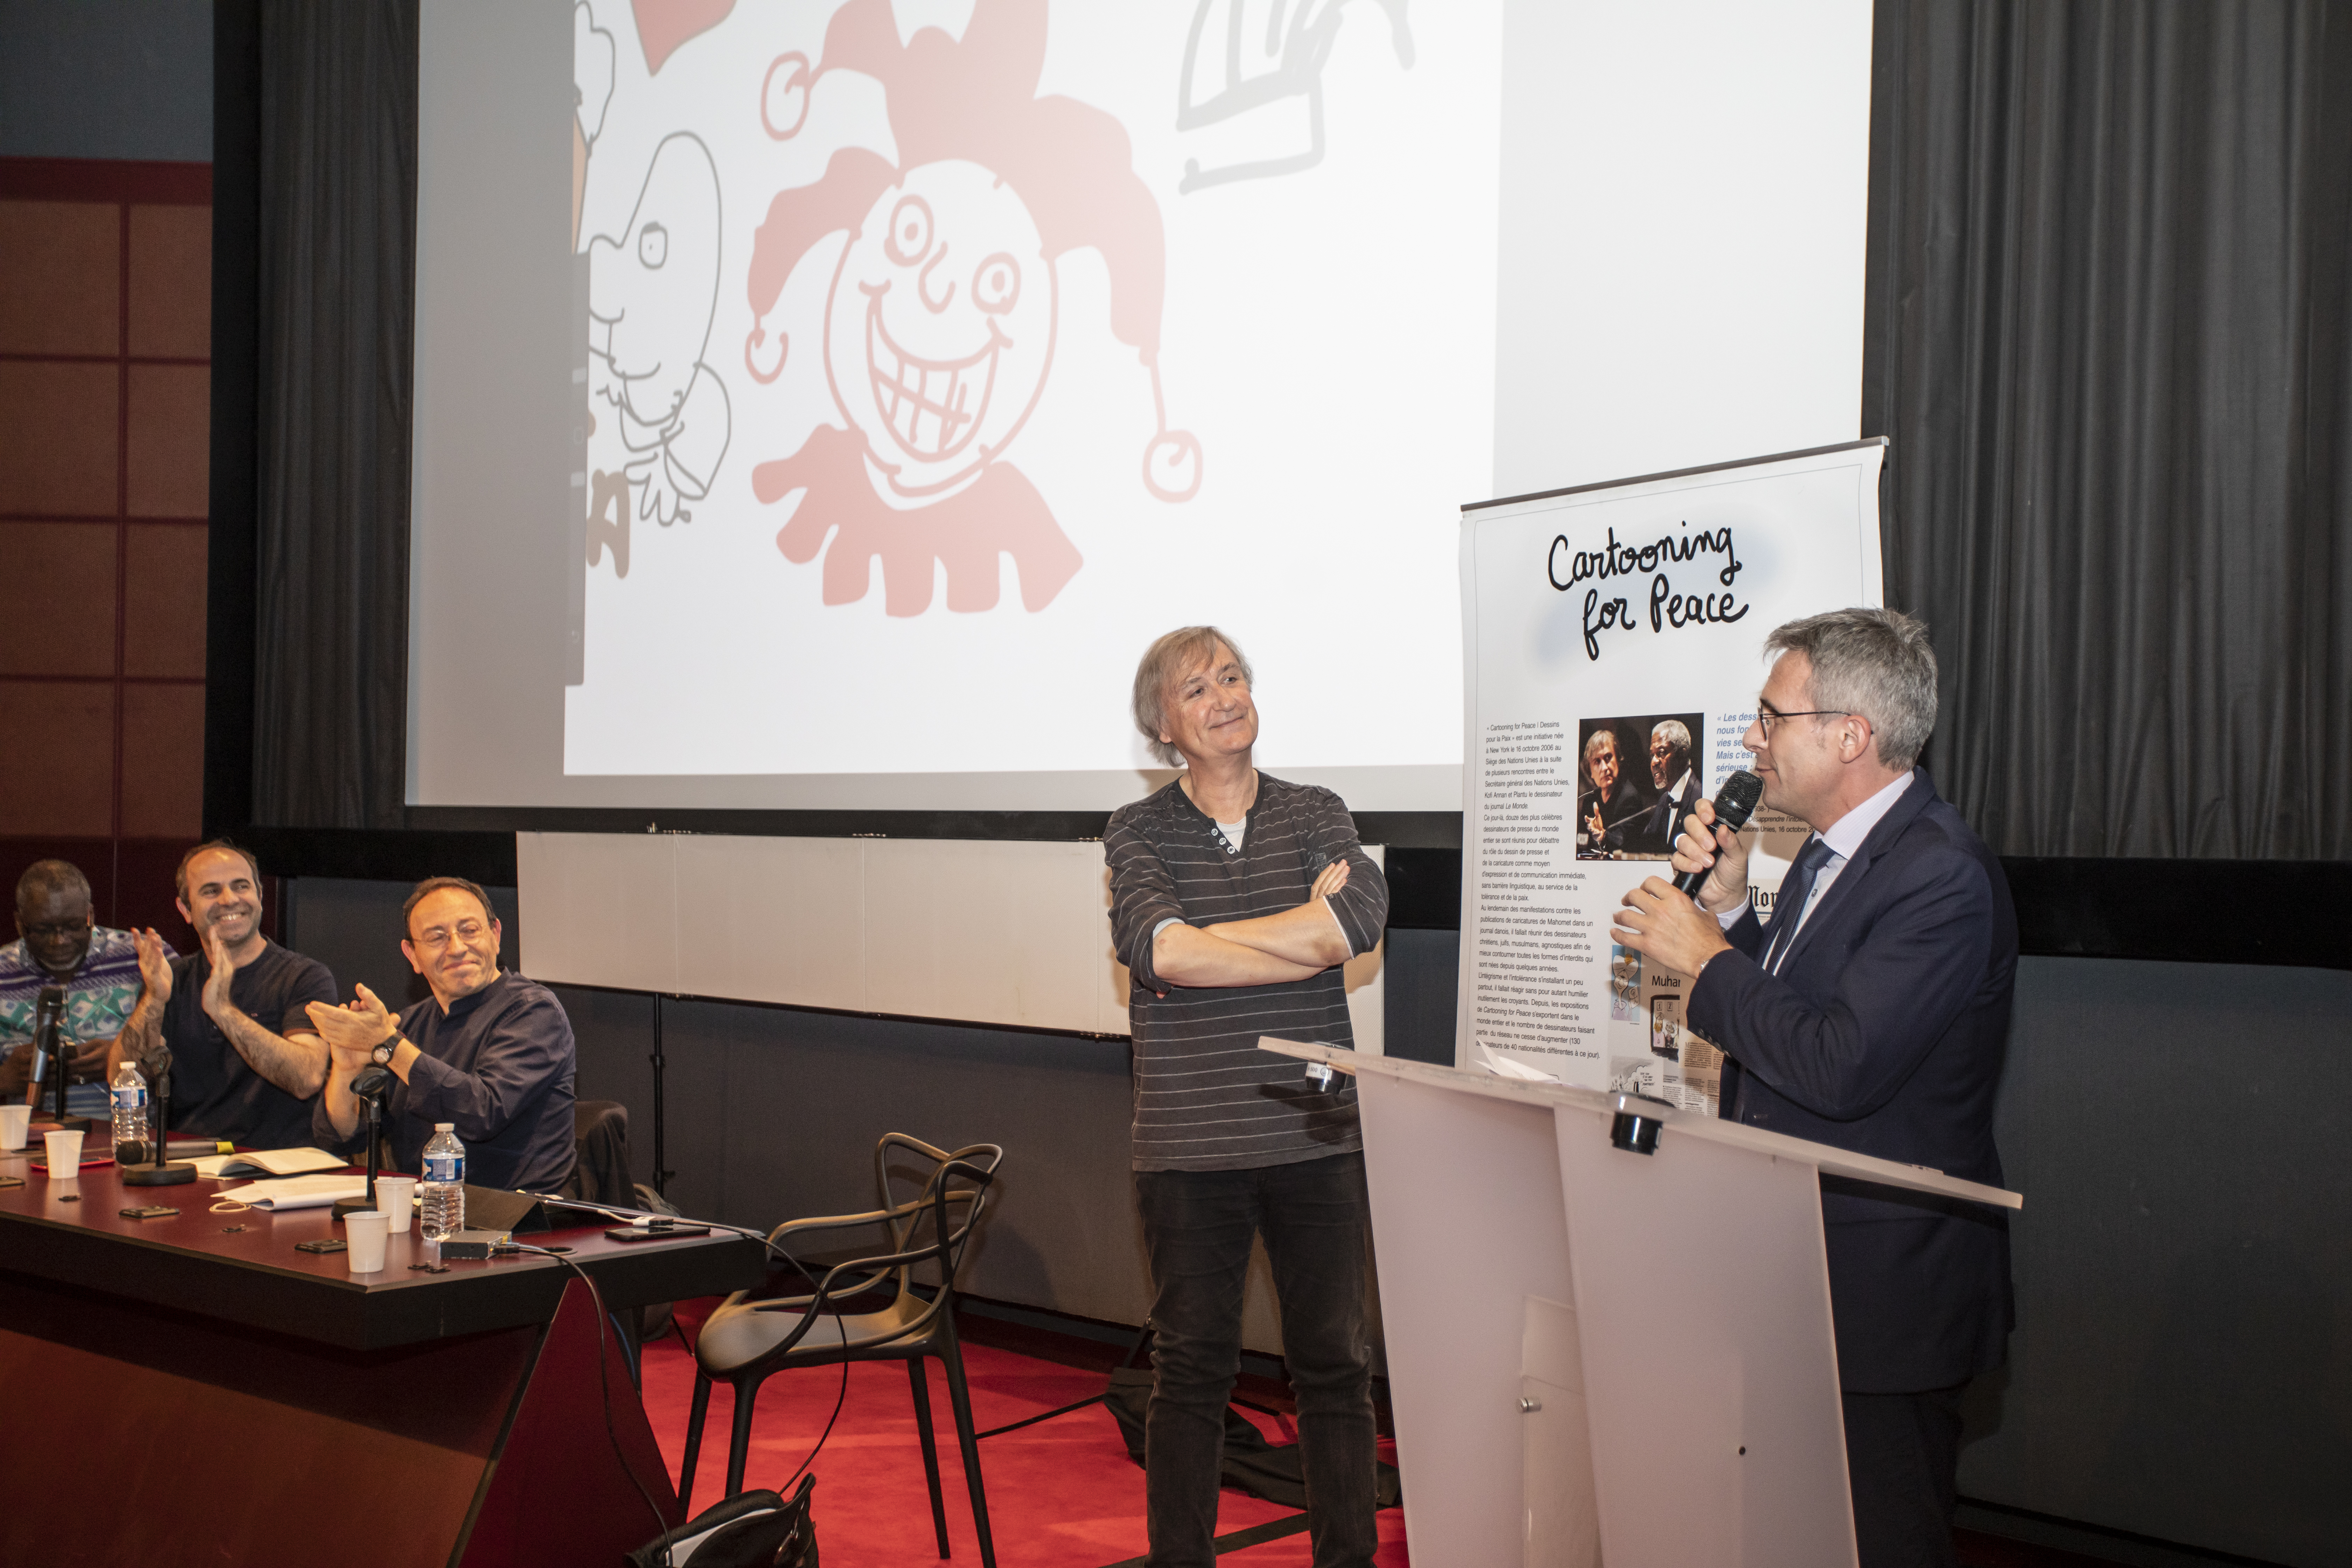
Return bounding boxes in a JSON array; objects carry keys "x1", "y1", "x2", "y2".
[
  {"x1": 1688, "y1": 769, "x2": 2016, "y2": 1392},
  {"x1": 1630, "y1": 769, "x2": 1703, "y2": 856}
]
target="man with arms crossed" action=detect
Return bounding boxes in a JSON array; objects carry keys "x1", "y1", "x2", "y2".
[
  {"x1": 1611, "y1": 609, "x2": 2015, "y2": 1568},
  {"x1": 307, "y1": 877, "x2": 577, "y2": 1194},
  {"x1": 1, "y1": 861, "x2": 155, "y2": 1116},
  {"x1": 1107, "y1": 627, "x2": 1389, "y2": 1568},
  {"x1": 111, "y1": 842, "x2": 336, "y2": 1149}
]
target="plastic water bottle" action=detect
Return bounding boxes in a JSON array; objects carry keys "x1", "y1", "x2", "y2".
[
  {"x1": 419, "y1": 1123, "x2": 467, "y2": 1242},
  {"x1": 111, "y1": 1057, "x2": 149, "y2": 1161}
]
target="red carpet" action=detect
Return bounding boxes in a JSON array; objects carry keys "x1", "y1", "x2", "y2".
[{"x1": 636, "y1": 1315, "x2": 1409, "y2": 1567}]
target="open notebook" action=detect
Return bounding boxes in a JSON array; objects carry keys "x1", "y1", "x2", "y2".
[{"x1": 188, "y1": 1147, "x2": 349, "y2": 1180}]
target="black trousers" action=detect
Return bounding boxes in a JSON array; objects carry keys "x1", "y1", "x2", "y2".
[
  {"x1": 1133, "y1": 1151, "x2": 1378, "y2": 1568},
  {"x1": 1843, "y1": 1384, "x2": 1967, "y2": 1568}
]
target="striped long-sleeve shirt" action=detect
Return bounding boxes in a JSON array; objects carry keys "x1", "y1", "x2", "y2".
[{"x1": 1106, "y1": 774, "x2": 1388, "y2": 1172}]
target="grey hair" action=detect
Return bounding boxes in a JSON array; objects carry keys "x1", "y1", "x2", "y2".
[
  {"x1": 1649, "y1": 719, "x2": 1692, "y2": 757},
  {"x1": 15, "y1": 859, "x2": 92, "y2": 913},
  {"x1": 1764, "y1": 607, "x2": 1938, "y2": 771},
  {"x1": 1132, "y1": 626, "x2": 1253, "y2": 767},
  {"x1": 1581, "y1": 726, "x2": 1619, "y2": 770}
]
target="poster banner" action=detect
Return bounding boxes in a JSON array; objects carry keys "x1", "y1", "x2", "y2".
[{"x1": 1455, "y1": 440, "x2": 1887, "y2": 1112}]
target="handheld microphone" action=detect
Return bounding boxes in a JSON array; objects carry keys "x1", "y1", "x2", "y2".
[{"x1": 1671, "y1": 770, "x2": 1764, "y2": 897}]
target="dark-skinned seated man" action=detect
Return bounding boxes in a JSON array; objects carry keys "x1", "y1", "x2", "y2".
[
  {"x1": 108, "y1": 841, "x2": 336, "y2": 1149},
  {"x1": 1610, "y1": 608, "x2": 2014, "y2": 1568},
  {"x1": 308, "y1": 876, "x2": 576, "y2": 1195},
  {"x1": 1, "y1": 860, "x2": 162, "y2": 1118},
  {"x1": 1106, "y1": 626, "x2": 1389, "y2": 1568}
]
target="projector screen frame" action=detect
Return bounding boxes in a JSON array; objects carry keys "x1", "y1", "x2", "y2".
[{"x1": 398, "y1": 804, "x2": 1464, "y2": 848}]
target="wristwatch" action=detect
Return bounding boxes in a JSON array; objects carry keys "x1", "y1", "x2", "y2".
[{"x1": 370, "y1": 1032, "x2": 402, "y2": 1068}]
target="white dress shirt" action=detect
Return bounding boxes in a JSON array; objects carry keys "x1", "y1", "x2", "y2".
[{"x1": 1720, "y1": 770, "x2": 1917, "y2": 973}]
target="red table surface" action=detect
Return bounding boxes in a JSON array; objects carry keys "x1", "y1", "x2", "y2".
[{"x1": 0, "y1": 1144, "x2": 763, "y2": 1349}]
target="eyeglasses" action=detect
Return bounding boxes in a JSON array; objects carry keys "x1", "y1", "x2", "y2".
[
  {"x1": 411, "y1": 921, "x2": 489, "y2": 952},
  {"x1": 1754, "y1": 709, "x2": 1851, "y2": 737},
  {"x1": 19, "y1": 921, "x2": 87, "y2": 941}
]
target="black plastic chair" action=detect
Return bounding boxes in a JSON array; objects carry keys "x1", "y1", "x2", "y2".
[
  {"x1": 679, "y1": 1135, "x2": 1004, "y2": 1566},
  {"x1": 564, "y1": 1099, "x2": 637, "y2": 1210}
]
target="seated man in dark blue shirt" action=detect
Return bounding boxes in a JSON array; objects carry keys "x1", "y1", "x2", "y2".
[{"x1": 307, "y1": 876, "x2": 576, "y2": 1194}]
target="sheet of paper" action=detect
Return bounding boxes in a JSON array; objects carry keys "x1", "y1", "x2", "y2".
[
  {"x1": 215, "y1": 1175, "x2": 368, "y2": 1210},
  {"x1": 1479, "y1": 1043, "x2": 1562, "y2": 1084}
]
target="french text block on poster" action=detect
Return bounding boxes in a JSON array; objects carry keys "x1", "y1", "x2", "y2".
[{"x1": 1455, "y1": 440, "x2": 1887, "y2": 1113}]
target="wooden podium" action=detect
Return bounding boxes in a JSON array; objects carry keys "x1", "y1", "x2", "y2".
[{"x1": 1260, "y1": 1040, "x2": 2022, "y2": 1568}]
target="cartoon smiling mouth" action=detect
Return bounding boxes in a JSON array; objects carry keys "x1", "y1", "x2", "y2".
[{"x1": 866, "y1": 291, "x2": 1004, "y2": 464}]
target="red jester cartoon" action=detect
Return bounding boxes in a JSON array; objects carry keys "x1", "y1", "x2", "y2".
[{"x1": 743, "y1": 0, "x2": 1200, "y2": 616}]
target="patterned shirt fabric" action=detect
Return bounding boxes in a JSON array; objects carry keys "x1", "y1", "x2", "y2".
[
  {"x1": 0, "y1": 928, "x2": 163, "y2": 1118},
  {"x1": 1107, "y1": 774, "x2": 1388, "y2": 1173}
]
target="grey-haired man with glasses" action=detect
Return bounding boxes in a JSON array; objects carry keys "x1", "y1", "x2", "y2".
[{"x1": 1611, "y1": 608, "x2": 2016, "y2": 1568}]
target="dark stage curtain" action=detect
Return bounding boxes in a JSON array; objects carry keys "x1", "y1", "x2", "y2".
[
  {"x1": 248, "y1": 0, "x2": 418, "y2": 829},
  {"x1": 1865, "y1": 1, "x2": 2352, "y2": 858}
]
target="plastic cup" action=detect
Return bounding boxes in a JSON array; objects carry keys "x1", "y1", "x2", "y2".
[
  {"x1": 43, "y1": 1128, "x2": 84, "y2": 1174},
  {"x1": 375, "y1": 1175, "x2": 416, "y2": 1234},
  {"x1": 345, "y1": 1209, "x2": 391, "y2": 1273},
  {"x1": 0, "y1": 1104, "x2": 29, "y2": 1151}
]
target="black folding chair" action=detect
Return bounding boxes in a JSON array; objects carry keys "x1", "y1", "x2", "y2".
[{"x1": 679, "y1": 1135, "x2": 1004, "y2": 1567}]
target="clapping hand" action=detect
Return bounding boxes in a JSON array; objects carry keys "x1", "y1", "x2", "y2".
[
  {"x1": 198, "y1": 927, "x2": 237, "y2": 1022},
  {"x1": 306, "y1": 984, "x2": 395, "y2": 1068},
  {"x1": 133, "y1": 927, "x2": 173, "y2": 1005}
]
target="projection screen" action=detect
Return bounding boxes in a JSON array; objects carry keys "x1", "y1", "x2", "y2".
[{"x1": 407, "y1": 0, "x2": 1874, "y2": 817}]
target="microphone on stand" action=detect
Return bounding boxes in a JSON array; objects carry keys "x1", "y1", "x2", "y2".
[
  {"x1": 332, "y1": 1064, "x2": 397, "y2": 1219},
  {"x1": 121, "y1": 1041, "x2": 196, "y2": 1186},
  {"x1": 27, "y1": 987, "x2": 68, "y2": 1126},
  {"x1": 26, "y1": 987, "x2": 80, "y2": 1133},
  {"x1": 1671, "y1": 770, "x2": 1765, "y2": 898}
]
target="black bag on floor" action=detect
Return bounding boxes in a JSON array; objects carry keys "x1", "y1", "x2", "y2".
[
  {"x1": 626, "y1": 1475, "x2": 816, "y2": 1568},
  {"x1": 1102, "y1": 1367, "x2": 1401, "y2": 1511}
]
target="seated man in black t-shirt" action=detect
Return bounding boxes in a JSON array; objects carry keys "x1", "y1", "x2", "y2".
[{"x1": 109, "y1": 841, "x2": 338, "y2": 1150}]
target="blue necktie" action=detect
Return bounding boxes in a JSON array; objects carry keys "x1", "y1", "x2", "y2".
[{"x1": 1760, "y1": 835, "x2": 1833, "y2": 974}]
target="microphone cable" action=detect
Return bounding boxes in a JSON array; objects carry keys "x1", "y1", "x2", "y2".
[
  {"x1": 516, "y1": 1195, "x2": 858, "y2": 1513},
  {"x1": 503, "y1": 1242, "x2": 678, "y2": 1563}
]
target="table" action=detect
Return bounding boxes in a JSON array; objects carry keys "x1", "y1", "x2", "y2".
[{"x1": 0, "y1": 1148, "x2": 765, "y2": 1568}]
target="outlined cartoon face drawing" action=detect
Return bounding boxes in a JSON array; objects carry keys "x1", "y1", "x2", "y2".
[
  {"x1": 825, "y1": 160, "x2": 1056, "y2": 500},
  {"x1": 743, "y1": 0, "x2": 1198, "y2": 617},
  {"x1": 591, "y1": 134, "x2": 720, "y2": 434},
  {"x1": 572, "y1": 2, "x2": 614, "y2": 246},
  {"x1": 586, "y1": 132, "x2": 733, "y2": 541}
]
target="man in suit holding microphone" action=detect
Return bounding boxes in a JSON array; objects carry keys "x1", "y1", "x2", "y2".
[{"x1": 1610, "y1": 608, "x2": 2015, "y2": 1568}]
